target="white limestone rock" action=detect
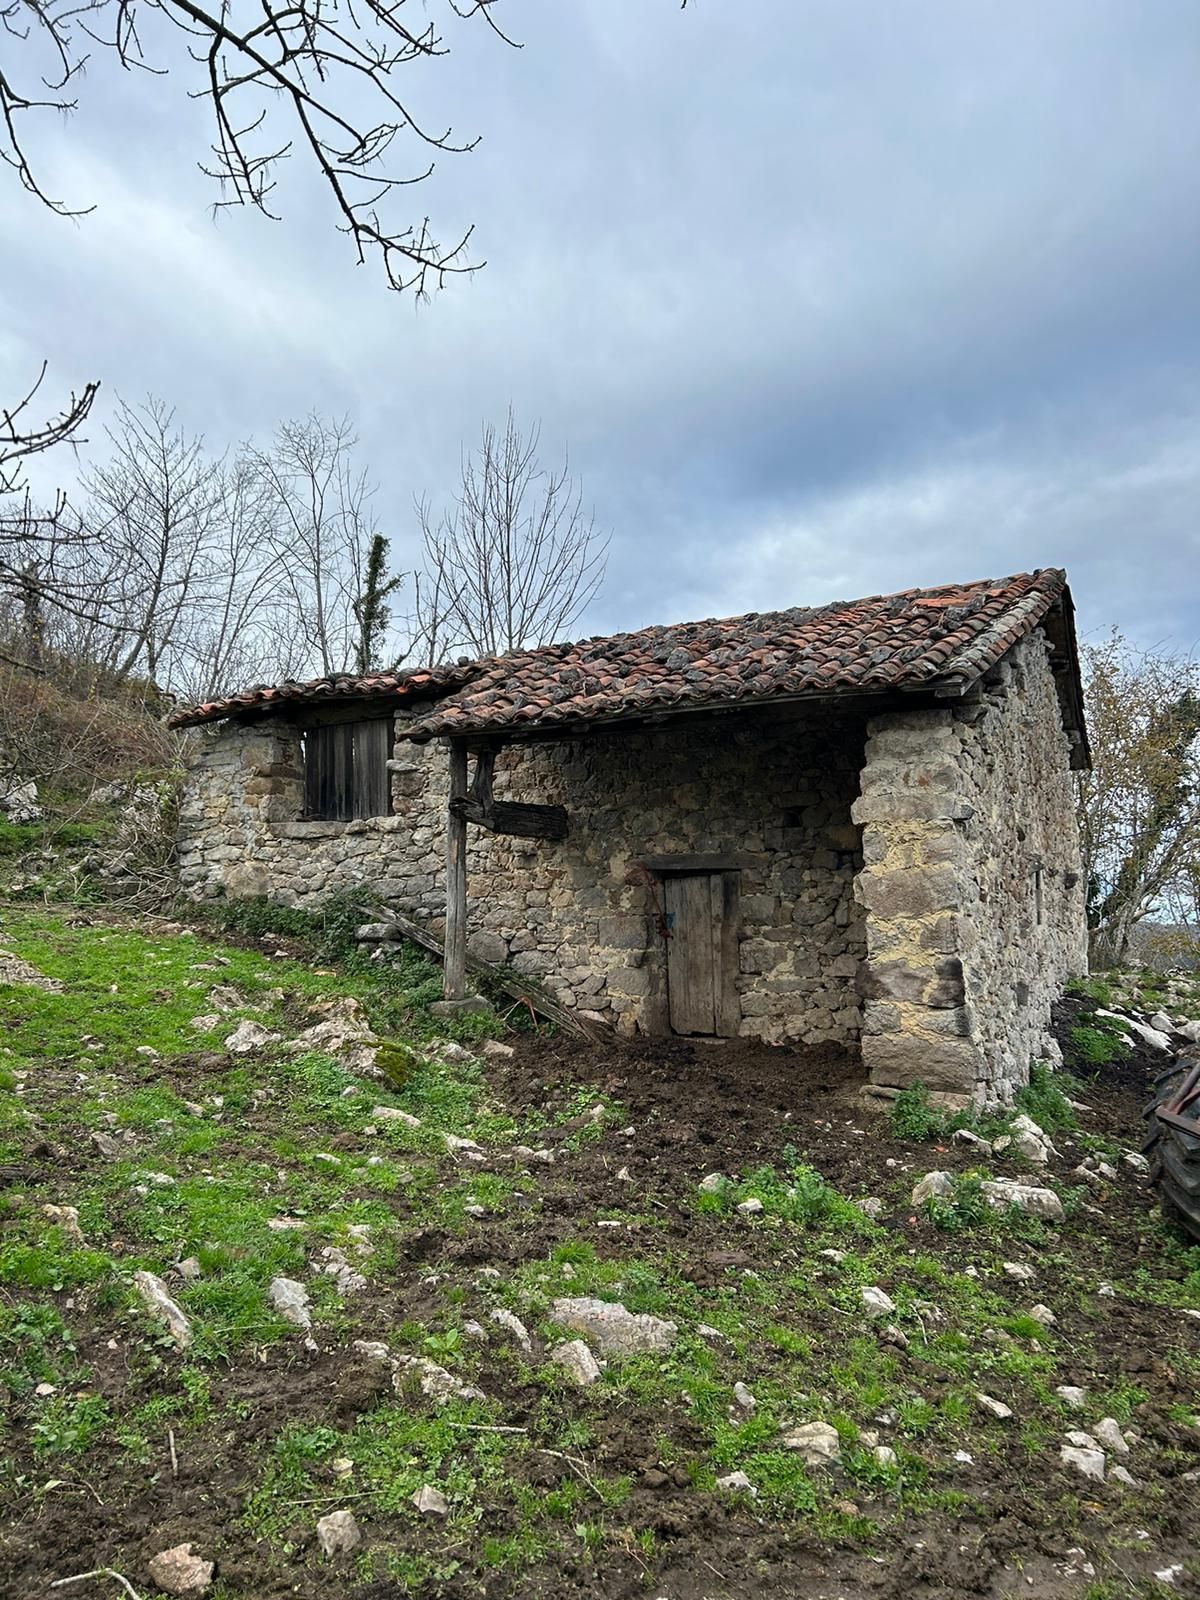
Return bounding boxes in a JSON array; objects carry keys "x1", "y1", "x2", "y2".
[
  {"x1": 550, "y1": 1296, "x2": 677, "y2": 1357},
  {"x1": 146, "y1": 1542, "x2": 214, "y2": 1594},
  {"x1": 715, "y1": 1470, "x2": 756, "y2": 1495},
  {"x1": 861, "y1": 1286, "x2": 896, "y2": 1319},
  {"x1": 912, "y1": 1171, "x2": 954, "y2": 1205},
  {"x1": 268, "y1": 1276, "x2": 312, "y2": 1330},
  {"x1": 412, "y1": 1484, "x2": 449, "y2": 1516},
  {"x1": 224, "y1": 1018, "x2": 282, "y2": 1054},
  {"x1": 132, "y1": 1270, "x2": 192, "y2": 1350},
  {"x1": 1060, "y1": 1444, "x2": 1106, "y2": 1482},
  {"x1": 975, "y1": 1393, "x2": 1013, "y2": 1420},
  {"x1": 548, "y1": 1338, "x2": 604, "y2": 1387},
  {"x1": 1056, "y1": 1386, "x2": 1088, "y2": 1410},
  {"x1": 1093, "y1": 1417, "x2": 1129, "y2": 1455},
  {"x1": 981, "y1": 1178, "x2": 1065, "y2": 1222},
  {"x1": 316, "y1": 1508, "x2": 361, "y2": 1556},
  {"x1": 780, "y1": 1421, "x2": 841, "y2": 1465}
]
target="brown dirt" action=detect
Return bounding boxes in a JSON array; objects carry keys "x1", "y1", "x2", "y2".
[{"x1": 2, "y1": 1017, "x2": 1199, "y2": 1599}]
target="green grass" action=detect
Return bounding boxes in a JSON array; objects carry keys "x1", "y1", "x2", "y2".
[{"x1": 1068, "y1": 1018, "x2": 1132, "y2": 1066}]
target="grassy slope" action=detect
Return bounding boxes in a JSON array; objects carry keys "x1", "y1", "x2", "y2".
[{"x1": 0, "y1": 908, "x2": 1197, "y2": 1598}]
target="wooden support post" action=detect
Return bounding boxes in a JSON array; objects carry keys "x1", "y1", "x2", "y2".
[{"x1": 444, "y1": 740, "x2": 469, "y2": 1000}]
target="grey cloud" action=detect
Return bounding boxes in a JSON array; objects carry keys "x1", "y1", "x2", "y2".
[{"x1": 2, "y1": 0, "x2": 1196, "y2": 655}]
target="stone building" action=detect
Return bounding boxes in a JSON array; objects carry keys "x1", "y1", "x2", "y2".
[{"x1": 171, "y1": 568, "x2": 1090, "y2": 1105}]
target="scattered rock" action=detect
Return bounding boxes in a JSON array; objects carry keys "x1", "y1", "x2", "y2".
[
  {"x1": 1122, "y1": 1151, "x2": 1151, "y2": 1175},
  {"x1": 489, "y1": 1308, "x2": 532, "y2": 1352},
  {"x1": 1056, "y1": 1386, "x2": 1088, "y2": 1410},
  {"x1": 873, "y1": 1444, "x2": 898, "y2": 1468},
  {"x1": 548, "y1": 1338, "x2": 604, "y2": 1387},
  {"x1": 268, "y1": 1276, "x2": 312, "y2": 1330},
  {"x1": 819, "y1": 1248, "x2": 847, "y2": 1263},
  {"x1": 1154, "y1": 1566, "x2": 1184, "y2": 1586},
  {"x1": 1108, "y1": 1464, "x2": 1137, "y2": 1487},
  {"x1": 1003, "y1": 1261, "x2": 1037, "y2": 1281},
  {"x1": 952, "y1": 1127, "x2": 993, "y2": 1154},
  {"x1": 715, "y1": 1470, "x2": 756, "y2": 1494},
  {"x1": 911, "y1": 1171, "x2": 954, "y2": 1205},
  {"x1": 879, "y1": 1324, "x2": 909, "y2": 1350},
  {"x1": 733, "y1": 1381, "x2": 756, "y2": 1413},
  {"x1": 316, "y1": 1247, "x2": 367, "y2": 1295},
  {"x1": 146, "y1": 1542, "x2": 214, "y2": 1594},
  {"x1": 434, "y1": 1041, "x2": 476, "y2": 1065},
  {"x1": 266, "y1": 1216, "x2": 306, "y2": 1232},
  {"x1": 189, "y1": 1014, "x2": 222, "y2": 1032},
  {"x1": 372, "y1": 1106, "x2": 421, "y2": 1127},
  {"x1": 855, "y1": 1197, "x2": 884, "y2": 1220},
  {"x1": 737, "y1": 1197, "x2": 764, "y2": 1216},
  {"x1": 316, "y1": 1508, "x2": 361, "y2": 1556},
  {"x1": 412, "y1": 1484, "x2": 449, "y2": 1516},
  {"x1": 975, "y1": 1393, "x2": 1013, "y2": 1420},
  {"x1": 224, "y1": 1018, "x2": 281, "y2": 1055},
  {"x1": 1093, "y1": 1417, "x2": 1129, "y2": 1454},
  {"x1": 393, "y1": 1354, "x2": 484, "y2": 1404},
  {"x1": 445, "y1": 1134, "x2": 483, "y2": 1156},
  {"x1": 42, "y1": 1203, "x2": 83, "y2": 1242},
  {"x1": 91, "y1": 1131, "x2": 121, "y2": 1160},
  {"x1": 481, "y1": 1039, "x2": 515, "y2": 1059},
  {"x1": 1096, "y1": 1009, "x2": 1170, "y2": 1051},
  {"x1": 981, "y1": 1178, "x2": 1065, "y2": 1221},
  {"x1": 1006, "y1": 1112, "x2": 1059, "y2": 1164},
  {"x1": 1060, "y1": 1444, "x2": 1106, "y2": 1482},
  {"x1": 780, "y1": 1421, "x2": 841, "y2": 1465},
  {"x1": 551, "y1": 1296, "x2": 677, "y2": 1357},
  {"x1": 861, "y1": 1286, "x2": 896, "y2": 1319},
  {"x1": 177, "y1": 1257, "x2": 202, "y2": 1282},
  {"x1": 698, "y1": 1173, "x2": 726, "y2": 1194},
  {"x1": 132, "y1": 1270, "x2": 192, "y2": 1350},
  {"x1": 1149, "y1": 1011, "x2": 1175, "y2": 1035},
  {"x1": 1029, "y1": 1304, "x2": 1056, "y2": 1326}
]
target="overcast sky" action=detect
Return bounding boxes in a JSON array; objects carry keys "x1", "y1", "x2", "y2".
[{"x1": 4, "y1": 0, "x2": 1198, "y2": 655}]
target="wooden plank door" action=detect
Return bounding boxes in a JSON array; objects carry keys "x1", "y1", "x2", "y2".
[{"x1": 664, "y1": 872, "x2": 739, "y2": 1037}]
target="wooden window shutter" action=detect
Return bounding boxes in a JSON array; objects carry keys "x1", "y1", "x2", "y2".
[{"x1": 303, "y1": 719, "x2": 391, "y2": 820}]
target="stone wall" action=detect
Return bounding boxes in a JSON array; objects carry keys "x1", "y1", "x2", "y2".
[
  {"x1": 853, "y1": 630, "x2": 1086, "y2": 1104},
  {"x1": 178, "y1": 706, "x2": 869, "y2": 1046}
]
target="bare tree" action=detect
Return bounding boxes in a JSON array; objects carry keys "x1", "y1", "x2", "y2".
[
  {"x1": 245, "y1": 413, "x2": 405, "y2": 677},
  {"x1": 1, "y1": 0, "x2": 516, "y2": 295},
  {"x1": 1076, "y1": 629, "x2": 1200, "y2": 966},
  {"x1": 78, "y1": 397, "x2": 226, "y2": 686},
  {"x1": 414, "y1": 409, "x2": 607, "y2": 660}
]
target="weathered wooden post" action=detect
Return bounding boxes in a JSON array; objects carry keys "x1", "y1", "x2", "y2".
[{"x1": 443, "y1": 740, "x2": 469, "y2": 1000}]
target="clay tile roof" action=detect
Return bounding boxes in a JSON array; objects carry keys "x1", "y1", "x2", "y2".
[
  {"x1": 169, "y1": 569, "x2": 1076, "y2": 741},
  {"x1": 166, "y1": 663, "x2": 476, "y2": 729},
  {"x1": 399, "y1": 568, "x2": 1071, "y2": 742}
]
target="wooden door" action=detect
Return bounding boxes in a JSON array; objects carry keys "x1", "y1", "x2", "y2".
[{"x1": 663, "y1": 872, "x2": 739, "y2": 1037}]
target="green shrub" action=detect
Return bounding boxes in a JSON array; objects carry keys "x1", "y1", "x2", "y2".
[
  {"x1": 1014, "y1": 1061, "x2": 1077, "y2": 1133},
  {"x1": 1068, "y1": 1017, "x2": 1131, "y2": 1066},
  {"x1": 888, "y1": 1083, "x2": 946, "y2": 1141}
]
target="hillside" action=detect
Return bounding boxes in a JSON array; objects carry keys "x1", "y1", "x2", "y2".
[{"x1": 0, "y1": 906, "x2": 1198, "y2": 1599}]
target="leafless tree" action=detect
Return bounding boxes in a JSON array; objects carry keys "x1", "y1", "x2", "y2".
[
  {"x1": 1, "y1": 0, "x2": 516, "y2": 295},
  {"x1": 77, "y1": 396, "x2": 227, "y2": 686},
  {"x1": 413, "y1": 408, "x2": 607, "y2": 660},
  {"x1": 1, "y1": 364, "x2": 98, "y2": 498},
  {"x1": 244, "y1": 413, "x2": 404, "y2": 677}
]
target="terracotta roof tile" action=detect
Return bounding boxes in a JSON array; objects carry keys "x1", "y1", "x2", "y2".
[
  {"x1": 400, "y1": 569, "x2": 1068, "y2": 741},
  {"x1": 169, "y1": 569, "x2": 1070, "y2": 738}
]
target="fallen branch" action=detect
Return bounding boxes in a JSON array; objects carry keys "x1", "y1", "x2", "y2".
[
  {"x1": 50, "y1": 1571, "x2": 144, "y2": 1600},
  {"x1": 359, "y1": 905, "x2": 609, "y2": 1041}
]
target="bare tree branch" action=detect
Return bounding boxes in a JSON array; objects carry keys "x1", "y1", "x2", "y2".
[
  {"x1": 413, "y1": 407, "x2": 607, "y2": 661},
  {"x1": 1, "y1": 0, "x2": 518, "y2": 293}
]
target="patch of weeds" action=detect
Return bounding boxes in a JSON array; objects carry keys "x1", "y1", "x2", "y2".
[
  {"x1": 1014, "y1": 1062, "x2": 1078, "y2": 1134},
  {"x1": 1069, "y1": 1017, "x2": 1132, "y2": 1066},
  {"x1": 925, "y1": 1175, "x2": 988, "y2": 1232},
  {"x1": 1065, "y1": 975, "x2": 1116, "y2": 1007},
  {"x1": 1097, "y1": 1380, "x2": 1148, "y2": 1424},
  {"x1": 0, "y1": 1301, "x2": 79, "y2": 1395},
  {"x1": 29, "y1": 1392, "x2": 111, "y2": 1457},
  {"x1": 0, "y1": 1228, "x2": 111, "y2": 1292},
  {"x1": 889, "y1": 1083, "x2": 948, "y2": 1141}
]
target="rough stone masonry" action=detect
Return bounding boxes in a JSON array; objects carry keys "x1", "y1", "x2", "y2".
[{"x1": 177, "y1": 627, "x2": 1086, "y2": 1104}]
